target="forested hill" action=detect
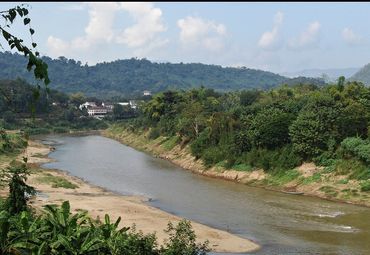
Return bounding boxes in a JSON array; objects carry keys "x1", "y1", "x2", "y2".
[
  {"x1": 0, "y1": 51, "x2": 325, "y2": 98},
  {"x1": 350, "y1": 63, "x2": 370, "y2": 85}
]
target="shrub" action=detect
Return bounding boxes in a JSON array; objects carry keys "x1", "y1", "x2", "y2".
[
  {"x1": 52, "y1": 126, "x2": 69, "y2": 133},
  {"x1": 340, "y1": 137, "x2": 370, "y2": 165},
  {"x1": 148, "y1": 127, "x2": 161, "y2": 140},
  {"x1": 190, "y1": 129, "x2": 211, "y2": 159},
  {"x1": 161, "y1": 220, "x2": 210, "y2": 255},
  {"x1": 360, "y1": 181, "x2": 370, "y2": 192},
  {"x1": 202, "y1": 146, "x2": 226, "y2": 167}
]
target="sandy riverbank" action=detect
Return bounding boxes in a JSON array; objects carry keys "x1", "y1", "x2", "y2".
[{"x1": 22, "y1": 139, "x2": 260, "y2": 254}]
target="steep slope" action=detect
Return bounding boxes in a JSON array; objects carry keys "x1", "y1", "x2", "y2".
[{"x1": 350, "y1": 63, "x2": 370, "y2": 85}]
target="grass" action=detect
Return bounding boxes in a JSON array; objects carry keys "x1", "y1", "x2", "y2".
[
  {"x1": 267, "y1": 169, "x2": 301, "y2": 186},
  {"x1": 32, "y1": 153, "x2": 45, "y2": 158},
  {"x1": 36, "y1": 173, "x2": 78, "y2": 189},
  {"x1": 232, "y1": 163, "x2": 253, "y2": 172},
  {"x1": 319, "y1": 185, "x2": 338, "y2": 197},
  {"x1": 301, "y1": 172, "x2": 322, "y2": 185},
  {"x1": 360, "y1": 181, "x2": 370, "y2": 192},
  {"x1": 336, "y1": 178, "x2": 349, "y2": 185},
  {"x1": 161, "y1": 136, "x2": 179, "y2": 151}
]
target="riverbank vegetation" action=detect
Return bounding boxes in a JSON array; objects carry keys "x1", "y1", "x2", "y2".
[
  {"x1": 0, "y1": 131, "x2": 210, "y2": 255},
  {"x1": 107, "y1": 79, "x2": 370, "y2": 204}
]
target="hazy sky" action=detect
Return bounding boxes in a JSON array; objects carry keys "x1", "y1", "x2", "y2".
[{"x1": 1, "y1": 2, "x2": 370, "y2": 73}]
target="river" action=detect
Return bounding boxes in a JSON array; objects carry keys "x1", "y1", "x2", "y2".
[{"x1": 39, "y1": 135, "x2": 370, "y2": 255}]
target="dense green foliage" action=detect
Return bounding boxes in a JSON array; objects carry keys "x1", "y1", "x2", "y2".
[
  {"x1": 126, "y1": 80, "x2": 370, "y2": 179},
  {"x1": 0, "y1": 79, "x2": 108, "y2": 134},
  {"x1": 1, "y1": 160, "x2": 35, "y2": 214},
  {"x1": 0, "y1": 199, "x2": 209, "y2": 255},
  {"x1": 0, "y1": 52, "x2": 325, "y2": 98}
]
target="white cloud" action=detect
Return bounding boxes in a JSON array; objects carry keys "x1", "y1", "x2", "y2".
[
  {"x1": 132, "y1": 38, "x2": 169, "y2": 57},
  {"x1": 46, "y1": 36, "x2": 69, "y2": 56},
  {"x1": 177, "y1": 16, "x2": 227, "y2": 51},
  {"x1": 288, "y1": 21, "x2": 321, "y2": 49},
  {"x1": 258, "y1": 11, "x2": 284, "y2": 50},
  {"x1": 47, "y1": 2, "x2": 119, "y2": 57},
  {"x1": 47, "y1": 2, "x2": 168, "y2": 59},
  {"x1": 116, "y1": 2, "x2": 167, "y2": 48},
  {"x1": 342, "y1": 27, "x2": 363, "y2": 45}
]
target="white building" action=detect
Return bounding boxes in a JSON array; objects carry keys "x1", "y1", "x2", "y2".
[
  {"x1": 117, "y1": 102, "x2": 130, "y2": 107},
  {"x1": 79, "y1": 101, "x2": 97, "y2": 110},
  {"x1": 129, "y1": 100, "x2": 138, "y2": 109},
  {"x1": 102, "y1": 102, "x2": 114, "y2": 111},
  {"x1": 143, "y1": 90, "x2": 151, "y2": 96},
  {"x1": 87, "y1": 106, "x2": 108, "y2": 118}
]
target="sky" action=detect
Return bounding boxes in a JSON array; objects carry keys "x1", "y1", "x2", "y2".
[{"x1": 1, "y1": 2, "x2": 370, "y2": 73}]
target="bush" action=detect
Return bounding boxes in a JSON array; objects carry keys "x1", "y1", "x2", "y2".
[
  {"x1": 52, "y1": 126, "x2": 69, "y2": 133},
  {"x1": 360, "y1": 181, "x2": 370, "y2": 192},
  {"x1": 243, "y1": 145, "x2": 301, "y2": 172},
  {"x1": 190, "y1": 129, "x2": 211, "y2": 159},
  {"x1": 24, "y1": 127, "x2": 51, "y2": 136},
  {"x1": 148, "y1": 127, "x2": 161, "y2": 140},
  {"x1": 340, "y1": 137, "x2": 370, "y2": 165},
  {"x1": 161, "y1": 220, "x2": 210, "y2": 255},
  {"x1": 202, "y1": 146, "x2": 226, "y2": 167}
]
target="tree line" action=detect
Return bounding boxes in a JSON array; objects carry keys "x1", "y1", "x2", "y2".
[
  {"x1": 127, "y1": 79, "x2": 370, "y2": 182},
  {"x1": 0, "y1": 52, "x2": 326, "y2": 98}
]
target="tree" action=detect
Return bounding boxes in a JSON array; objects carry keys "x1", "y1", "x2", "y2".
[
  {"x1": 2, "y1": 159, "x2": 35, "y2": 215},
  {"x1": 247, "y1": 108, "x2": 293, "y2": 149},
  {"x1": 337, "y1": 76, "x2": 345, "y2": 92},
  {"x1": 69, "y1": 92, "x2": 86, "y2": 107},
  {"x1": 113, "y1": 104, "x2": 124, "y2": 119},
  {"x1": 239, "y1": 90, "x2": 260, "y2": 106},
  {"x1": 161, "y1": 220, "x2": 209, "y2": 255}
]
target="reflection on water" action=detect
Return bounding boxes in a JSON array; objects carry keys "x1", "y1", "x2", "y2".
[{"x1": 40, "y1": 135, "x2": 370, "y2": 255}]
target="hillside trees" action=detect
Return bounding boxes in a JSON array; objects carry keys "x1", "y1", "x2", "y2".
[{"x1": 127, "y1": 80, "x2": 370, "y2": 176}]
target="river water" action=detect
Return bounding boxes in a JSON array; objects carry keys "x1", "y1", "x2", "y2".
[{"x1": 39, "y1": 135, "x2": 370, "y2": 255}]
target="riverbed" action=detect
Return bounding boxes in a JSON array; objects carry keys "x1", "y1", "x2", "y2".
[{"x1": 40, "y1": 135, "x2": 370, "y2": 255}]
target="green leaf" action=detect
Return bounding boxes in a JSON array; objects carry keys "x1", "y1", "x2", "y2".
[
  {"x1": 22, "y1": 8, "x2": 29, "y2": 16},
  {"x1": 23, "y1": 17, "x2": 30, "y2": 25},
  {"x1": 32, "y1": 43, "x2": 37, "y2": 48},
  {"x1": 29, "y1": 28, "x2": 35, "y2": 35},
  {"x1": 2, "y1": 30, "x2": 11, "y2": 41},
  {"x1": 16, "y1": 7, "x2": 24, "y2": 17},
  {"x1": 9, "y1": 9, "x2": 16, "y2": 23}
]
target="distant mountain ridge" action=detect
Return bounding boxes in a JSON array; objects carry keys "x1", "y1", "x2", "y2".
[
  {"x1": 350, "y1": 63, "x2": 370, "y2": 85},
  {"x1": 0, "y1": 52, "x2": 325, "y2": 98},
  {"x1": 282, "y1": 67, "x2": 360, "y2": 82}
]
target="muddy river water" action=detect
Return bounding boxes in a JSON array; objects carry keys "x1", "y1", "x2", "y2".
[{"x1": 40, "y1": 135, "x2": 370, "y2": 255}]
